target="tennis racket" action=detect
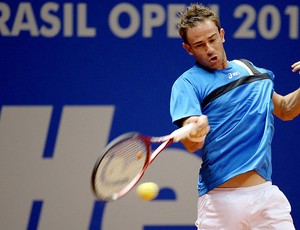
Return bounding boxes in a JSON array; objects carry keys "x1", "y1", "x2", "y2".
[{"x1": 91, "y1": 123, "x2": 199, "y2": 201}]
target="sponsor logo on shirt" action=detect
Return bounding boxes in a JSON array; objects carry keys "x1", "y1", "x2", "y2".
[{"x1": 228, "y1": 72, "x2": 240, "y2": 79}]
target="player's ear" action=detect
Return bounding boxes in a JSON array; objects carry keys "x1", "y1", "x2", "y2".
[
  {"x1": 182, "y1": 43, "x2": 193, "y2": 56},
  {"x1": 220, "y1": 28, "x2": 225, "y2": 43}
]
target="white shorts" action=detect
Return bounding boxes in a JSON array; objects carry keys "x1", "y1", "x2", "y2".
[{"x1": 195, "y1": 182, "x2": 295, "y2": 230}]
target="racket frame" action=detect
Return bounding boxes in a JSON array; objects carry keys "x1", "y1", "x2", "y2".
[{"x1": 91, "y1": 123, "x2": 198, "y2": 201}]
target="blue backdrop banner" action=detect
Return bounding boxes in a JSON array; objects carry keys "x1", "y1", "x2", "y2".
[{"x1": 1, "y1": 0, "x2": 299, "y2": 229}]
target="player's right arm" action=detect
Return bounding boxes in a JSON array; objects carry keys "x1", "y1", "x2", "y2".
[{"x1": 181, "y1": 115, "x2": 210, "y2": 152}]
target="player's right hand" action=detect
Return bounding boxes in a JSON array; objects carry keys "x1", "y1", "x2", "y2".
[{"x1": 185, "y1": 115, "x2": 210, "y2": 143}]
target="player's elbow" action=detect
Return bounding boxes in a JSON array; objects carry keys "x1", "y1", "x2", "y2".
[
  {"x1": 275, "y1": 100, "x2": 299, "y2": 121},
  {"x1": 277, "y1": 112, "x2": 296, "y2": 121}
]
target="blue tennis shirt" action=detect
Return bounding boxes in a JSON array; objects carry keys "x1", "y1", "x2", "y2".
[{"x1": 170, "y1": 60, "x2": 275, "y2": 196}]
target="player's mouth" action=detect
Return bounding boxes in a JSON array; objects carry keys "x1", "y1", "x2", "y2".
[
  {"x1": 209, "y1": 56, "x2": 218, "y2": 64},
  {"x1": 209, "y1": 55, "x2": 218, "y2": 66}
]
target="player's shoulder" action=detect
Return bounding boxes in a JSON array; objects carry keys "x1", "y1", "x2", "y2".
[
  {"x1": 180, "y1": 63, "x2": 210, "y2": 80},
  {"x1": 231, "y1": 58, "x2": 274, "y2": 78},
  {"x1": 172, "y1": 64, "x2": 205, "y2": 90}
]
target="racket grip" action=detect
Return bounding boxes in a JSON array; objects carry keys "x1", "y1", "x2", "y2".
[{"x1": 170, "y1": 123, "x2": 198, "y2": 142}]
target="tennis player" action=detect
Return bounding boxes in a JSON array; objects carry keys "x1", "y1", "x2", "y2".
[{"x1": 170, "y1": 3, "x2": 300, "y2": 229}]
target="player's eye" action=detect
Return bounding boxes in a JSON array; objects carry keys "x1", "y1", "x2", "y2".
[{"x1": 195, "y1": 43, "x2": 203, "y2": 48}]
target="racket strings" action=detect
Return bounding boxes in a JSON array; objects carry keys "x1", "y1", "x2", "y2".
[{"x1": 94, "y1": 137, "x2": 148, "y2": 200}]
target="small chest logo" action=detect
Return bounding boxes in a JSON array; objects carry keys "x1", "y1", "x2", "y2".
[{"x1": 228, "y1": 72, "x2": 240, "y2": 79}]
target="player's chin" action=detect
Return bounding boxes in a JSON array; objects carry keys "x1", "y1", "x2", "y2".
[
  {"x1": 208, "y1": 58, "x2": 224, "y2": 70},
  {"x1": 205, "y1": 62, "x2": 219, "y2": 71},
  {"x1": 198, "y1": 60, "x2": 219, "y2": 71}
]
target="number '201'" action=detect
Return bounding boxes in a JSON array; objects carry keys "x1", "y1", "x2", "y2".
[{"x1": 233, "y1": 4, "x2": 299, "y2": 40}]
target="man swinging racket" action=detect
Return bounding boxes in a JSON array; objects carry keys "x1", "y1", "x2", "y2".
[{"x1": 170, "y1": 3, "x2": 300, "y2": 229}]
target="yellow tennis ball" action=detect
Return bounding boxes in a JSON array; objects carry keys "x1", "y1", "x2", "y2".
[{"x1": 136, "y1": 182, "x2": 159, "y2": 200}]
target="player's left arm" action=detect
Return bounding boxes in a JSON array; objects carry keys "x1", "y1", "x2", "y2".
[{"x1": 272, "y1": 61, "x2": 300, "y2": 121}]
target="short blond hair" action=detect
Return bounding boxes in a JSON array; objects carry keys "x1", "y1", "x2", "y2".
[{"x1": 178, "y1": 4, "x2": 221, "y2": 44}]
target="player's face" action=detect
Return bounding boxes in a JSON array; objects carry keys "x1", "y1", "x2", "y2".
[{"x1": 183, "y1": 20, "x2": 227, "y2": 71}]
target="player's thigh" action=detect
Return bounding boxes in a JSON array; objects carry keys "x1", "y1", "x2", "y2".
[
  {"x1": 195, "y1": 193, "x2": 249, "y2": 230},
  {"x1": 252, "y1": 185, "x2": 295, "y2": 230}
]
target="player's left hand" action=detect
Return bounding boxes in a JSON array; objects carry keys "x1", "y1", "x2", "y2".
[{"x1": 291, "y1": 61, "x2": 300, "y2": 74}]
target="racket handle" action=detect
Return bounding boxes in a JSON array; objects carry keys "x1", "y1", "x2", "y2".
[{"x1": 170, "y1": 123, "x2": 198, "y2": 142}]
